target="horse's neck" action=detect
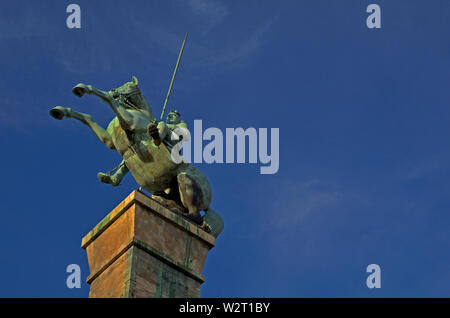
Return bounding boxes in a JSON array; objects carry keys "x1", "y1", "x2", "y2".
[
  {"x1": 107, "y1": 114, "x2": 149, "y2": 154},
  {"x1": 124, "y1": 109, "x2": 153, "y2": 131},
  {"x1": 140, "y1": 96, "x2": 156, "y2": 122}
]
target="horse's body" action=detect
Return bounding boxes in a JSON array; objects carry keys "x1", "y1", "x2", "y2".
[
  {"x1": 106, "y1": 114, "x2": 179, "y2": 193},
  {"x1": 50, "y1": 77, "x2": 223, "y2": 237}
]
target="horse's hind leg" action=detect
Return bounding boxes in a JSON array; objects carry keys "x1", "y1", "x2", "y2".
[
  {"x1": 50, "y1": 106, "x2": 114, "y2": 149},
  {"x1": 177, "y1": 173, "x2": 204, "y2": 224},
  {"x1": 97, "y1": 160, "x2": 129, "y2": 186}
]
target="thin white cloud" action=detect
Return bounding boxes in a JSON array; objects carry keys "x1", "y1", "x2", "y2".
[
  {"x1": 0, "y1": 2, "x2": 278, "y2": 132},
  {"x1": 0, "y1": 5, "x2": 51, "y2": 39},
  {"x1": 192, "y1": 19, "x2": 273, "y2": 66},
  {"x1": 187, "y1": 0, "x2": 227, "y2": 16},
  {"x1": 186, "y1": 0, "x2": 228, "y2": 34},
  {"x1": 401, "y1": 151, "x2": 450, "y2": 180},
  {"x1": 0, "y1": 96, "x2": 48, "y2": 135},
  {"x1": 270, "y1": 179, "x2": 343, "y2": 228},
  {"x1": 252, "y1": 179, "x2": 345, "y2": 232},
  {"x1": 142, "y1": 18, "x2": 275, "y2": 68}
]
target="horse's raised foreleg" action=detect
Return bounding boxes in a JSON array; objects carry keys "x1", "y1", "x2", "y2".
[
  {"x1": 72, "y1": 84, "x2": 135, "y2": 131},
  {"x1": 49, "y1": 106, "x2": 114, "y2": 149}
]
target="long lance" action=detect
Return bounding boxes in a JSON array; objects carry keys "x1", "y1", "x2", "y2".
[{"x1": 160, "y1": 32, "x2": 188, "y2": 121}]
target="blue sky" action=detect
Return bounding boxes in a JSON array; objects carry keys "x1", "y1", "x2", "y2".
[{"x1": 1, "y1": 0, "x2": 450, "y2": 297}]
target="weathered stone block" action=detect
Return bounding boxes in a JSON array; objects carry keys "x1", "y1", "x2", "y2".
[{"x1": 81, "y1": 190, "x2": 215, "y2": 298}]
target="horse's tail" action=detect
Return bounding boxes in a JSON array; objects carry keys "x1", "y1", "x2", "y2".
[{"x1": 204, "y1": 206, "x2": 224, "y2": 238}]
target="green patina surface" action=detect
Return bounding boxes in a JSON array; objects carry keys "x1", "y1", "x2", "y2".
[
  {"x1": 82, "y1": 199, "x2": 134, "y2": 248},
  {"x1": 122, "y1": 246, "x2": 135, "y2": 297},
  {"x1": 153, "y1": 257, "x2": 192, "y2": 298},
  {"x1": 171, "y1": 212, "x2": 191, "y2": 231},
  {"x1": 135, "y1": 197, "x2": 215, "y2": 246},
  {"x1": 88, "y1": 214, "x2": 111, "y2": 241},
  {"x1": 50, "y1": 74, "x2": 224, "y2": 238},
  {"x1": 134, "y1": 239, "x2": 204, "y2": 283},
  {"x1": 118, "y1": 241, "x2": 200, "y2": 298},
  {"x1": 183, "y1": 235, "x2": 193, "y2": 267}
]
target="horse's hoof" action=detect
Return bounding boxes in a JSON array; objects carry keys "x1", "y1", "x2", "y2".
[
  {"x1": 186, "y1": 212, "x2": 204, "y2": 225},
  {"x1": 201, "y1": 221, "x2": 212, "y2": 233},
  {"x1": 97, "y1": 172, "x2": 119, "y2": 186},
  {"x1": 97, "y1": 172, "x2": 109, "y2": 183},
  {"x1": 72, "y1": 84, "x2": 88, "y2": 97},
  {"x1": 49, "y1": 106, "x2": 67, "y2": 120}
]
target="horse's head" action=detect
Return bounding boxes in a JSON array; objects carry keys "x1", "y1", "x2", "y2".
[{"x1": 110, "y1": 76, "x2": 156, "y2": 120}]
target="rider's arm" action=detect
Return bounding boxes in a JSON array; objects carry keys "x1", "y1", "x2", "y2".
[{"x1": 157, "y1": 121, "x2": 169, "y2": 140}]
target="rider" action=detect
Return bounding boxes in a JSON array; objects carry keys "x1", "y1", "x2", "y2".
[
  {"x1": 152, "y1": 110, "x2": 188, "y2": 150},
  {"x1": 98, "y1": 109, "x2": 188, "y2": 186}
]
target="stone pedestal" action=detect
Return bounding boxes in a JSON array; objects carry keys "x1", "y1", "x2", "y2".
[{"x1": 81, "y1": 190, "x2": 215, "y2": 298}]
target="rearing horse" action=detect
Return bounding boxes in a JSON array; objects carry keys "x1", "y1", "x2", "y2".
[{"x1": 50, "y1": 76, "x2": 223, "y2": 237}]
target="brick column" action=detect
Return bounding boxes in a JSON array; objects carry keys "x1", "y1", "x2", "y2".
[{"x1": 81, "y1": 190, "x2": 215, "y2": 298}]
